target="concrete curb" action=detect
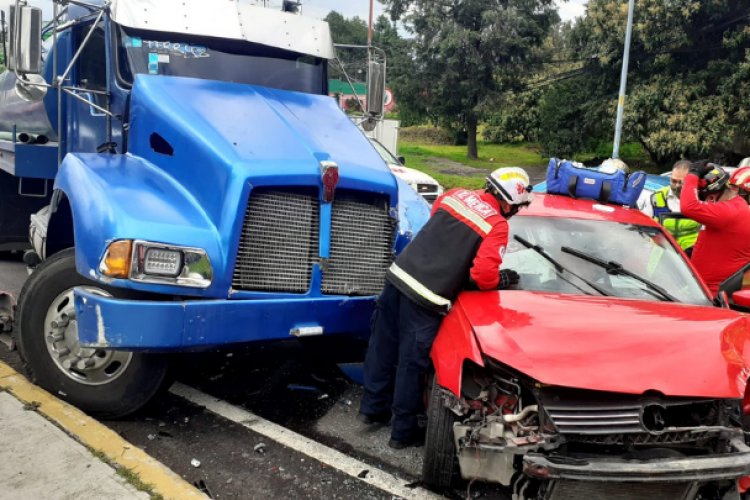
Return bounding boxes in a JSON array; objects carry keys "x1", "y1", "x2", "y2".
[{"x1": 0, "y1": 362, "x2": 205, "y2": 500}]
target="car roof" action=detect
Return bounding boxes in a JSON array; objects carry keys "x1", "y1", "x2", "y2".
[{"x1": 519, "y1": 193, "x2": 660, "y2": 227}]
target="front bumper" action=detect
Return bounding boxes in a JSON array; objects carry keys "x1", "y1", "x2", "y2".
[
  {"x1": 74, "y1": 288, "x2": 374, "y2": 350},
  {"x1": 523, "y1": 436, "x2": 750, "y2": 483}
]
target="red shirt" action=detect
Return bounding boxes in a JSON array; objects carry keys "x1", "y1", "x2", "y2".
[{"x1": 680, "y1": 174, "x2": 750, "y2": 295}]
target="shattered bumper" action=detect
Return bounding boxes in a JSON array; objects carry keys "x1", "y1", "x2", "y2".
[
  {"x1": 523, "y1": 436, "x2": 750, "y2": 483},
  {"x1": 74, "y1": 287, "x2": 374, "y2": 350}
]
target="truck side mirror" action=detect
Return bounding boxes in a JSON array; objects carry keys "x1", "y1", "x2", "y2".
[
  {"x1": 8, "y1": 4, "x2": 42, "y2": 75},
  {"x1": 366, "y1": 61, "x2": 386, "y2": 119}
]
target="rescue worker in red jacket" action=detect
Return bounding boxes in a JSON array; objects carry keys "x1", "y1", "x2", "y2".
[
  {"x1": 680, "y1": 164, "x2": 750, "y2": 296},
  {"x1": 359, "y1": 167, "x2": 533, "y2": 449}
]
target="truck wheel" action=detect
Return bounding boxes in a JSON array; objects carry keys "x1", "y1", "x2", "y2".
[
  {"x1": 422, "y1": 374, "x2": 460, "y2": 490},
  {"x1": 16, "y1": 248, "x2": 169, "y2": 418}
]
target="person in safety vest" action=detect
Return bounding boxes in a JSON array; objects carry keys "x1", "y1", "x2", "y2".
[
  {"x1": 681, "y1": 164, "x2": 750, "y2": 296},
  {"x1": 358, "y1": 167, "x2": 532, "y2": 449},
  {"x1": 640, "y1": 160, "x2": 701, "y2": 253}
]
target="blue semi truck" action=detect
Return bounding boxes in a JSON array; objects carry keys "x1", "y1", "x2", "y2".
[{"x1": 3, "y1": 0, "x2": 428, "y2": 417}]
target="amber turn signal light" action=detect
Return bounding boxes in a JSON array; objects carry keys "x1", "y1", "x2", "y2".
[{"x1": 100, "y1": 240, "x2": 133, "y2": 278}]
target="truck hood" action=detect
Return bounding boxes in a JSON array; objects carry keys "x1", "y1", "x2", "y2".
[
  {"x1": 457, "y1": 291, "x2": 750, "y2": 398},
  {"x1": 127, "y1": 75, "x2": 397, "y2": 224}
]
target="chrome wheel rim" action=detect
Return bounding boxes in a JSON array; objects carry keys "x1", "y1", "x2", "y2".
[{"x1": 44, "y1": 287, "x2": 133, "y2": 386}]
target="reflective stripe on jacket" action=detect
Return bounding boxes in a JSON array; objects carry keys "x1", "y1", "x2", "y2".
[{"x1": 386, "y1": 188, "x2": 508, "y2": 313}]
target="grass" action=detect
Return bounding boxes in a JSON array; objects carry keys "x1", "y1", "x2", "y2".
[
  {"x1": 87, "y1": 448, "x2": 164, "y2": 500},
  {"x1": 398, "y1": 140, "x2": 548, "y2": 190},
  {"x1": 397, "y1": 139, "x2": 655, "y2": 190}
]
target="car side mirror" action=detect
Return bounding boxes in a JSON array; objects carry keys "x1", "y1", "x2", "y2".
[
  {"x1": 398, "y1": 156, "x2": 406, "y2": 166},
  {"x1": 8, "y1": 5, "x2": 42, "y2": 75},
  {"x1": 732, "y1": 290, "x2": 750, "y2": 309}
]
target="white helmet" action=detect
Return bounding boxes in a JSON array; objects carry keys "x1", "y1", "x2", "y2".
[
  {"x1": 599, "y1": 158, "x2": 630, "y2": 174},
  {"x1": 486, "y1": 167, "x2": 534, "y2": 206}
]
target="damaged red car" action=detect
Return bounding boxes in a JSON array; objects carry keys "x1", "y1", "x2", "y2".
[{"x1": 424, "y1": 193, "x2": 750, "y2": 499}]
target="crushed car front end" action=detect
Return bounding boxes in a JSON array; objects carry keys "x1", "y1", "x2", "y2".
[{"x1": 445, "y1": 359, "x2": 749, "y2": 499}]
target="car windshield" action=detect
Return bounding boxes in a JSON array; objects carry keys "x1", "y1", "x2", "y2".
[
  {"x1": 117, "y1": 26, "x2": 326, "y2": 94},
  {"x1": 504, "y1": 216, "x2": 711, "y2": 305}
]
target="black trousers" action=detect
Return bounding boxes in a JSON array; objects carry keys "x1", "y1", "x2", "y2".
[{"x1": 360, "y1": 282, "x2": 443, "y2": 441}]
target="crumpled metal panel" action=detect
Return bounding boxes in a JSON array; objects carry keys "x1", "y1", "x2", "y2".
[{"x1": 111, "y1": 0, "x2": 334, "y2": 59}]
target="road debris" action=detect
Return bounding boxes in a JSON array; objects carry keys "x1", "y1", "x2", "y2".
[
  {"x1": 191, "y1": 458, "x2": 201, "y2": 468},
  {"x1": 254, "y1": 443, "x2": 266, "y2": 454},
  {"x1": 286, "y1": 384, "x2": 319, "y2": 392},
  {"x1": 194, "y1": 479, "x2": 213, "y2": 498}
]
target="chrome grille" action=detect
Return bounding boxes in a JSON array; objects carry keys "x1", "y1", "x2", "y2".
[
  {"x1": 549, "y1": 480, "x2": 692, "y2": 500},
  {"x1": 575, "y1": 430, "x2": 718, "y2": 446},
  {"x1": 232, "y1": 190, "x2": 319, "y2": 293},
  {"x1": 546, "y1": 403, "x2": 643, "y2": 435},
  {"x1": 322, "y1": 194, "x2": 395, "y2": 296}
]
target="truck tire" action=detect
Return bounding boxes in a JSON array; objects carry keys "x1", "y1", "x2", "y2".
[
  {"x1": 422, "y1": 374, "x2": 460, "y2": 490},
  {"x1": 15, "y1": 248, "x2": 169, "y2": 418}
]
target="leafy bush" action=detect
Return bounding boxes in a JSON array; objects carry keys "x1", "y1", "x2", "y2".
[{"x1": 400, "y1": 126, "x2": 453, "y2": 145}]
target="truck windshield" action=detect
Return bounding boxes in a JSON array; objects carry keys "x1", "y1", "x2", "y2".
[{"x1": 116, "y1": 26, "x2": 326, "y2": 94}]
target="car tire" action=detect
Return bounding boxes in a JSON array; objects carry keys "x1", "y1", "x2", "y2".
[
  {"x1": 422, "y1": 374, "x2": 460, "y2": 490},
  {"x1": 15, "y1": 248, "x2": 169, "y2": 418}
]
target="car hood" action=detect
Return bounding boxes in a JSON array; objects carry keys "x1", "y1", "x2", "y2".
[
  {"x1": 458, "y1": 290, "x2": 750, "y2": 398},
  {"x1": 389, "y1": 165, "x2": 440, "y2": 187}
]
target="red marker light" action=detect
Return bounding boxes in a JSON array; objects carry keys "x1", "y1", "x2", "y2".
[{"x1": 321, "y1": 161, "x2": 339, "y2": 203}]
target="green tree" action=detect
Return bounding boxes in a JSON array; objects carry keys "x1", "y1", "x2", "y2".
[
  {"x1": 381, "y1": 0, "x2": 558, "y2": 159},
  {"x1": 565, "y1": 0, "x2": 750, "y2": 165},
  {"x1": 325, "y1": 11, "x2": 369, "y2": 82}
]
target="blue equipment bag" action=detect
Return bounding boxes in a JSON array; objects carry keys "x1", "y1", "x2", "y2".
[{"x1": 546, "y1": 158, "x2": 646, "y2": 207}]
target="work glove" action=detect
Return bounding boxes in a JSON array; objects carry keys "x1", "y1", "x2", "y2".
[
  {"x1": 688, "y1": 161, "x2": 713, "y2": 179},
  {"x1": 497, "y1": 269, "x2": 520, "y2": 289}
]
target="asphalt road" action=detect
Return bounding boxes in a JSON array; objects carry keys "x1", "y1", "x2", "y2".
[{"x1": 0, "y1": 254, "x2": 508, "y2": 500}]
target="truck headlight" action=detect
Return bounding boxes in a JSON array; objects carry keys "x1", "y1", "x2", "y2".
[
  {"x1": 143, "y1": 248, "x2": 182, "y2": 277},
  {"x1": 99, "y1": 240, "x2": 212, "y2": 288}
]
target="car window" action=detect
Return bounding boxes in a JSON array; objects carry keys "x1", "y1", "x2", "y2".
[{"x1": 504, "y1": 216, "x2": 711, "y2": 305}]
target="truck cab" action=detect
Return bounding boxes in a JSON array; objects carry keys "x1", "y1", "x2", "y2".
[{"x1": 6, "y1": 0, "x2": 429, "y2": 417}]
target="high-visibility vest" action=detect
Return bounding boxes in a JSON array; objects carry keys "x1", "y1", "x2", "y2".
[{"x1": 651, "y1": 186, "x2": 701, "y2": 250}]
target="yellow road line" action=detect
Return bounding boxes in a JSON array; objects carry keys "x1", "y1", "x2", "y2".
[{"x1": 0, "y1": 361, "x2": 204, "y2": 500}]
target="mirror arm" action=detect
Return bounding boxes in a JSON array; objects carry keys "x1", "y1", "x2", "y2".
[
  {"x1": 333, "y1": 55, "x2": 367, "y2": 115},
  {"x1": 61, "y1": 0, "x2": 108, "y2": 12}
]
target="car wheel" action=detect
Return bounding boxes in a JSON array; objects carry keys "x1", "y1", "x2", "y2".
[
  {"x1": 16, "y1": 248, "x2": 169, "y2": 418},
  {"x1": 422, "y1": 374, "x2": 460, "y2": 490}
]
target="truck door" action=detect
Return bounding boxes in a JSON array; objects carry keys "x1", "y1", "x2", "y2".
[{"x1": 67, "y1": 23, "x2": 108, "y2": 153}]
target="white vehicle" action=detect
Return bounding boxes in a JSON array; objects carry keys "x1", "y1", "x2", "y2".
[{"x1": 369, "y1": 139, "x2": 444, "y2": 204}]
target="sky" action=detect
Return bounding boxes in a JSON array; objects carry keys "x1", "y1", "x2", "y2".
[
  {"x1": 302, "y1": 0, "x2": 588, "y2": 23},
  {"x1": 0, "y1": 0, "x2": 588, "y2": 23}
]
